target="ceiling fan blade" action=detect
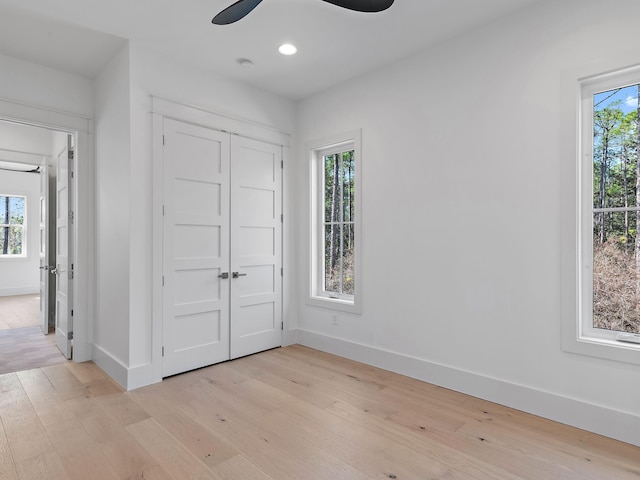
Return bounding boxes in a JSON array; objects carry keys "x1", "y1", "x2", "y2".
[
  {"x1": 321, "y1": 0, "x2": 394, "y2": 13},
  {"x1": 212, "y1": 0, "x2": 264, "y2": 25}
]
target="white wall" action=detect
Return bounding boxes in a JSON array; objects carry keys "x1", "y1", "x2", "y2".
[
  {"x1": 0, "y1": 169, "x2": 40, "y2": 296},
  {"x1": 0, "y1": 121, "x2": 53, "y2": 158},
  {"x1": 93, "y1": 44, "x2": 132, "y2": 374},
  {"x1": 0, "y1": 52, "x2": 93, "y2": 117},
  {"x1": 295, "y1": 0, "x2": 640, "y2": 446}
]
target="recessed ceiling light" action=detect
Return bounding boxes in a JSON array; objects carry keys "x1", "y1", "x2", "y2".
[
  {"x1": 236, "y1": 58, "x2": 254, "y2": 68},
  {"x1": 278, "y1": 43, "x2": 297, "y2": 56}
]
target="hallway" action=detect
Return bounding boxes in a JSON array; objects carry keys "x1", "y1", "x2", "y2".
[{"x1": 0, "y1": 294, "x2": 67, "y2": 374}]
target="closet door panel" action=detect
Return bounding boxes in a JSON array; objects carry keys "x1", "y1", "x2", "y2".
[
  {"x1": 230, "y1": 136, "x2": 282, "y2": 359},
  {"x1": 162, "y1": 119, "x2": 230, "y2": 376}
]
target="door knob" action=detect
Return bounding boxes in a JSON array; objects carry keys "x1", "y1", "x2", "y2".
[
  {"x1": 232, "y1": 272, "x2": 247, "y2": 279},
  {"x1": 50, "y1": 268, "x2": 58, "y2": 275},
  {"x1": 218, "y1": 272, "x2": 229, "y2": 279}
]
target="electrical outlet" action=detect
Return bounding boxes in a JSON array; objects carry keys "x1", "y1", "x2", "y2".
[{"x1": 332, "y1": 314, "x2": 339, "y2": 326}]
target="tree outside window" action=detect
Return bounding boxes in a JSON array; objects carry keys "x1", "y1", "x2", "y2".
[
  {"x1": 322, "y1": 150, "x2": 355, "y2": 296},
  {"x1": 0, "y1": 195, "x2": 26, "y2": 257},
  {"x1": 592, "y1": 84, "x2": 640, "y2": 334}
]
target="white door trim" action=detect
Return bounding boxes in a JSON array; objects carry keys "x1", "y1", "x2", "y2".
[
  {"x1": 151, "y1": 97, "x2": 288, "y2": 382},
  {"x1": 0, "y1": 98, "x2": 92, "y2": 362},
  {"x1": 150, "y1": 96, "x2": 291, "y2": 148}
]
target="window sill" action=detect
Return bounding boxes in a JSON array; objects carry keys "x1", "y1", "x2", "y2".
[
  {"x1": 307, "y1": 295, "x2": 361, "y2": 315},
  {"x1": 562, "y1": 332, "x2": 640, "y2": 366},
  {"x1": 0, "y1": 255, "x2": 29, "y2": 262}
]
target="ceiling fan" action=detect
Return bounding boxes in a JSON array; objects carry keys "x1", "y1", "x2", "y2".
[{"x1": 212, "y1": 0, "x2": 394, "y2": 25}]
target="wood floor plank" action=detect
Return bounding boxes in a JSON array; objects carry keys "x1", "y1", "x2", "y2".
[
  {"x1": 180, "y1": 399, "x2": 327, "y2": 480},
  {"x1": 0, "y1": 418, "x2": 18, "y2": 480},
  {"x1": 15, "y1": 452, "x2": 68, "y2": 480},
  {"x1": 0, "y1": 374, "x2": 27, "y2": 412},
  {"x1": 15, "y1": 369, "x2": 76, "y2": 427},
  {"x1": 211, "y1": 455, "x2": 274, "y2": 480},
  {"x1": 44, "y1": 418, "x2": 121, "y2": 480},
  {"x1": 0, "y1": 295, "x2": 40, "y2": 331},
  {"x1": 221, "y1": 374, "x2": 446, "y2": 480},
  {"x1": 0, "y1": 375, "x2": 53, "y2": 465},
  {"x1": 226, "y1": 354, "x2": 339, "y2": 409},
  {"x1": 91, "y1": 392, "x2": 150, "y2": 427},
  {"x1": 42, "y1": 363, "x2": 121, "y2": 401},
  {"x1": 151, "y1": 410, "x2": 239, "y2": 469},
  {"x1": 238, "y1": 351, "x2": 395, "y2": 413},
  {"x1": 81, "y1": 412, "x2": 167, "y2": 480},
  {"x1": 125, "y1": 417, "x2": 221, "y2": 480},
  {"x1": 64, "y1": 361, "x2": 109, "y2": 384}
]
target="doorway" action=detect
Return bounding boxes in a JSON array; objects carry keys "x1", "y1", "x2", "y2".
[{"x1": 0, "y1": 118, "x2": 75, "y2": 373}]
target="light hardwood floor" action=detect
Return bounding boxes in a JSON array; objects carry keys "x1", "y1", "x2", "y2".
[
  {"x1": 1, "y1": 345, "x2": 639, "y2": 480},
  {"x1": 0, "y1": 294, "x2": 40, "y2": 330},
  {"x1": 0, "y1": 295, "x2": 67, "y2": 375}
]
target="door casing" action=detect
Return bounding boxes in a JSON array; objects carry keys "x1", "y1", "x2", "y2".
[{"x1": 0, "y1": 98, "x2": 92, "y2": 363}]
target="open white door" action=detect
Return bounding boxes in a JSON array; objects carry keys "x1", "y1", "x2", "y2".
[
  {"x1": 38, "y1": 157, "x2": 50, "y2": 334},
  {"x1": 54, "y1": 137, "x2": 73, "y2": 359},
  {"x1": 229, "y1": 136, "x2": 282, "y2": 359}
]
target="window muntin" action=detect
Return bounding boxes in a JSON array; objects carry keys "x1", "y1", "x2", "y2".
[
  {"x1": 0, "y1": 195, "x2": 26, "y2": 257},
  {"x1": 581, "y1": 73, "x2": 640, "y2": 343}
]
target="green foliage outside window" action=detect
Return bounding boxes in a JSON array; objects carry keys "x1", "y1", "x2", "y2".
[{"x1": 0, "y1": 195, "x2": 25, "y2": 256}]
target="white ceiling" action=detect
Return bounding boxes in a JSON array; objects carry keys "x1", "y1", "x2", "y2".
[{"x1": 0, "y1": 0, "x2": 545, "y2": 100}]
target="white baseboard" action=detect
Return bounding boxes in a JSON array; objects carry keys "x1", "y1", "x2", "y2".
[
  {"x1": 296, "y1": 329, "x2": 640, "y2": 448},
  {"x1": 92, "y1": 344, "x2": 161, "y2": 391},
  {"x1": 92, "y1": 344, "x2": 128, "y2": 389},
  {"x1": 0, "y1": 286, "x2": 39, "y2": 297},
  {"x1": 127, "y1": 363, "x2": 161, "y2": 391}
]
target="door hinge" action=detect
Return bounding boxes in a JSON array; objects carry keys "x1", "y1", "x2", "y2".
[
  {"x1": 162, "y1": 346, "x2": 165, "y2": 357},
  {"x1": 68, "y1": 269, "x2": 74, "y2": 280},
  {"x1": 71, "y1": 309, "x2": 74, "y2": 316},
  {"x1": 281, "y1": 267, "x2": 283, "y2": 276},
  {"x1": 281, "y1": 321, "x2": 284, "y2": 330},
  {"x1": 162, "y1": 135, "x2": 165, "y2": 146},
  {"x1": 162, "y1": 276, "x2": 165, "y2": 286},
  {"x1": 68, "y1": 150, "x2": 74, "y2": 160},
  {"x1": 281, "y1": 214, "x2": 283, "y2": 223},
  {"x1": 162, "y1": 205, "x2": 165, "y2": 216},
  {"x1": 69, "y1": 211, "x2": 74, "y2": 223},
  {"x1": 281, "y1": 160, "x2": 284, "y2": 169},
  {"x1": 68, "y1": 331, "x2": 74, "y2": 340}
]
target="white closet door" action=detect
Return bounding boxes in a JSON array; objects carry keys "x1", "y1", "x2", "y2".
[
  {"x1": 162, "y1": 119, "x2": 231, "y2": 376},
  {"x1": 230, "y1": 136, "x2": 282, "y2": 359}
]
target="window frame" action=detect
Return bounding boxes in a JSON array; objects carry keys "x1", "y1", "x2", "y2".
[
  {"x1": 563, "y1": 65, "x2": 640, "y2": 364},
  {"x1": 307, "y1": 130, "x2": 362, "y2": 314},
  {"x1": 0, "y1": 193, "x2": 27, "y2": 259}
]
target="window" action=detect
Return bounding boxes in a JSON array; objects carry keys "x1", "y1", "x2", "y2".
[
  {"x1": 0, "y1": 195, "x2": 26, "y2": 257},
  {"x1": 569, "y1": 65, "x2": 640, "y2": 363},
  {"x1": 308, "y1": 130, "x2": 362, "y2": 313}
]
